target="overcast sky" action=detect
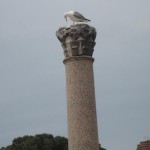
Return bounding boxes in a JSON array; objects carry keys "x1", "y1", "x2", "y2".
[{"x1": 0, "y1": 0, "x2": 150, "y2": 150}]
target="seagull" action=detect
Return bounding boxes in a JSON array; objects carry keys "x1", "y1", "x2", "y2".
[{"x1": 64, "y1": 11, "x2": 91, "y2": 23}]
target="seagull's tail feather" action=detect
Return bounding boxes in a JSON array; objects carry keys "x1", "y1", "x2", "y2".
[{"x1": 84, "y1": 18, "x2": 91, "y2": 22}]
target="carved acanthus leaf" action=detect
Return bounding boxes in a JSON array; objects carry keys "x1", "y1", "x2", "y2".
[{"x1": 56, "y1": 24, "x2": 97, "y2": 58}]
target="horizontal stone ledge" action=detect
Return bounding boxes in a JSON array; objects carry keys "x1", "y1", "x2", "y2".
[{"x1": 63, "y1": 56, "x2": 94, "y2": 64}]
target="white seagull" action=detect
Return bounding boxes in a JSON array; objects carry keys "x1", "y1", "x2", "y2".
[{"x1": 64, "y1": 11, "x2": 91, "y2": 23}]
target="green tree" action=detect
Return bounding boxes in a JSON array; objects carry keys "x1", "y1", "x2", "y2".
[
  {"x1": 0, "y1": 134, "x2": 68, "y2": 150},
  {"x1": 55, "y1": 136, "x2": 68, "y2": 150},
  {"x1": 99, "y1": 144, "x2": 106, "y2": 150}
]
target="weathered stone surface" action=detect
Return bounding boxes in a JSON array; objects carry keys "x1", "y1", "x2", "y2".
[
  {"x1": 56, "y1": 24, "x2": 96, "y2": 58},
  {"x1": 56, "y1": 24, "x2": 99, "y2": 150},
  {"x1": 137, "y1": 140, "x2": 150, "y2": 150},
  {"x1": 64, "y1": 56, "x2": 99, "y2": 150}
]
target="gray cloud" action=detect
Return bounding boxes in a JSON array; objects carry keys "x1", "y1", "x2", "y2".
[{"x1": 0, "y1": 0, "x2": 150, "y2": 150}]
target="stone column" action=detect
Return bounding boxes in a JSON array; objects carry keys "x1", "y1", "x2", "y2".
[{"x1": 56, "y1": 24, "x2": 99, "y2": 150}]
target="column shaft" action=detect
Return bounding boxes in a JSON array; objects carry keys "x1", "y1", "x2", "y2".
[{"x1": 64, "y1": 56, "x2": 99, "y2": 150}]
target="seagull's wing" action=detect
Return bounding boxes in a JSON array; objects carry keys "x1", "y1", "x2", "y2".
[
  {"x1": 74, "y1": 11, "x2": 87, "y2": 20},
  {"x1": 74, "y1": 11, "x2": 91, "y2": 21}
]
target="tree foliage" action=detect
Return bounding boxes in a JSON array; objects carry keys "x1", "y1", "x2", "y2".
[
  {"x1": 1, "y1": 134, "x2": 68, "y2": 150},
  {"x1": 1, "y1": 133, "x2": 106, "y2": 150}
]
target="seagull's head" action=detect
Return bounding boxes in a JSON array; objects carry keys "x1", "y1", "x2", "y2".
[{"x1": 64, "y1": 13, "x2": 68, "y2": 21}]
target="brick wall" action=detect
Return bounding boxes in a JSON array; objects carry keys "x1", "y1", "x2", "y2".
[{"x1": 136, "y1": 140, "x2": 150, "y2": 150}]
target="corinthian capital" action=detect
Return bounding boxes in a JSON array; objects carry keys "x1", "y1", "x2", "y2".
[{"x1": 56, "y1": 24, "x2": 97, "y2": 58}]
